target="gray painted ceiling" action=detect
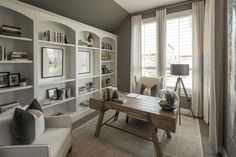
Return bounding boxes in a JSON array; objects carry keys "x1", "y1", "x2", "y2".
[{"x1": 19, "y1": 0, "x2": 129, "y2": 33}]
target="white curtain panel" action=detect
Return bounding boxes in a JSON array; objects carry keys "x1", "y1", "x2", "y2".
[
  {"x1": 130, "y1": 15, "x2": 142, "y2": 92},
  {"x1": 156, "y1": 9, "x2": 167, "y2": 81},
  {"x1": 192, "y1": 1, "x2": 204, "y2": 118}
]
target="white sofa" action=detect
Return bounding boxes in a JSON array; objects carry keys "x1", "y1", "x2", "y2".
[{"x1": 0, "y1": 109, "x2": 72, "y2": 157}]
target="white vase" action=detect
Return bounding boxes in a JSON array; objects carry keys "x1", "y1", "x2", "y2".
[{"x1": 20, "y1": 82, "x2": 27, "y2": 87}]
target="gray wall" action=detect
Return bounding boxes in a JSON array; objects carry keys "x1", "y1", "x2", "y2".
[
  {"x1": 116, "y1": 17, "x2": 131, "y2": 92},
  {"x1": 19, "y1": 0, "x2": 129, "y2": 33},
  {"x1": 214, "y1": 0, "x2": 225, "y2": 155}
]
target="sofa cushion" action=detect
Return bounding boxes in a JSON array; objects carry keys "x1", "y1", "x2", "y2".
[
  {"x1": 27, "y1": 99, "x2": 45, "y2": 140},
  {"x1": 33, "y1": 128, "x2": 70, "y2": 157},
  {"x1": 0, "y1": 113, "x2": 14, "y2": 146},
  {"x1": 12, "y1": 108, "x2": 35, "y2": 145}
]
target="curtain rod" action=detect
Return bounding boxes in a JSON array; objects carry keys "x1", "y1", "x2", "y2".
[{"x1": 129, "y1": 0, "x2": 204, "y2": 17}]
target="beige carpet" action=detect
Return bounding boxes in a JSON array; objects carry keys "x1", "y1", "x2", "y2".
[{"x1": 68, "y1": 111, "x2": 203, "y2": 157}]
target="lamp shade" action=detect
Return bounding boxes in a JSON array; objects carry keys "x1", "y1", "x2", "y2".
[{"x1": 170, "y1": 64, "x2": 189, "y2": 76}]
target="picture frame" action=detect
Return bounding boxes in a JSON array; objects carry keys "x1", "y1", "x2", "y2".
[
  {"x1": 42, "y1": 47, "x2": 63, "y2": 78},
  {"x1": 8, "y1": 73, "x2": 20, "y2": 87},
  {"x1": 78, "y1": 51, "x2": 90, "y2": 74},
  {"x1": 0, "y1": 72, "x2": 9, "y2": 88},
  {"x1": 47, "y1": 88, "x2": 58, "y2": 100}
]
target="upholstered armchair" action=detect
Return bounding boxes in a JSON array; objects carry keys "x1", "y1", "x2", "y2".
[{"x1": 126, "y1": 76, "x2": 163, "y2": 123}]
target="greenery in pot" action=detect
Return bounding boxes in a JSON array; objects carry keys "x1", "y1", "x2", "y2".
[
  {"x1": 159, "y1": 89, "x2": 178, "y2": 111},
  {"x1": 20, "y1": 77, "x2": 28, "y2": 87}
]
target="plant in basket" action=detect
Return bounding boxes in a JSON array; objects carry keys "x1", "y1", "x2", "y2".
[{"x1": 159, "y1": 89, "x2": 179, "y2": 111}]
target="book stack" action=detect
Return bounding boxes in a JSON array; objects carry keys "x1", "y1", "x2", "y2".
[
  {"x1": 1, "y1": 25, "x2": 21, "y2": 37},
  {"x1": 0, "y1": 46, "x2": 7, "y2": 61},
  {"x1": 9, "y1": 51, "x2": 28, "y2": 61},
  {"x1": 42, "y1": 30, "x2": 50, "y2": 41},
  {"x1": 0, "y1": 102, "x2": 20, "y2": 113}
]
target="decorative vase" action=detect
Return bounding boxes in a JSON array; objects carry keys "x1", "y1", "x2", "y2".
[{"x1": 20, "y1": 82, "x2": 27, "y2": 87}]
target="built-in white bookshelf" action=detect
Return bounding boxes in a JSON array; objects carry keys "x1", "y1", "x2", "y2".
[
  {"x1": 0, "y1": 60, "x2": 33, "y2": 64},
  {"x1": 0, "y1": 34, "x2": 33, "y2": 41},
  {"x1": 38, "y1": 40, "x2": 76, "y2": 47},
  {"x1": 0, "y1": 4, "x2": 34, "y2": 106},
  {"x1": 0, "y1": 0, "x2": 117, "y2": 123}
]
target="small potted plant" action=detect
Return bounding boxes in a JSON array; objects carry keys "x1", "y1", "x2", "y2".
[
  {"x1": 159, "y1": 89, "x2": 179, "y2": 111},
  {"x1": 20, "y1": 77, "x2": 27, "y2": 87}
]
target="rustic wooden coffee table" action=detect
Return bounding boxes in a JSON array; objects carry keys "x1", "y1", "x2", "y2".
[{"x1": 89, "y1": 93, "x2": 178, "y2": 157}]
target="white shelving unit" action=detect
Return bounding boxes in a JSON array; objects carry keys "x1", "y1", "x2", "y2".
[
  {"x1": 38, "y1": 78, "x2": 76, "y2": 87},
  {"x1": 0, "y1": 85, "x2": 33, "y2": 94},
  {"x1": 42, "y1": 97, "x2": 76, "y2": 109},
  {"x1": 78, "y1": 89, "x2": 100, "y2": 97},
  {"x1": 0, "y1": 34, "x2": 33, "y2": 41},
  {"x1": 78, "y1": 45, "x2": 100, "y2": 51},
  {"x1": 38, "y1": 40, "x2": 76, "y2": 47},
  {"x1": 0, "y1": 60, "x2": 33, "y2": 64},
  {"x1": 0, "y1": 3, "x2": 34, "y2": 106},
  {"x1": 0, "y1": 0, "x2": 117, "y2": 123}
]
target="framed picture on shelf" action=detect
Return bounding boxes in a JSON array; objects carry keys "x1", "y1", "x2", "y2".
[
  {"x1": 0, "y1": 72, "x2": 9, "y2": 88},
  {"x1": 47, "y1": 88, "x2": 58, "y2": 100},
  {"x1": 78, "y1": 51, "x2": 90, "y2": 74},
  {"x1": 42, "y1": 47, "x2": 63, "y2": 78},
  {"x1": 8, "y1": 73, "x2": 20, "y2": 87}
]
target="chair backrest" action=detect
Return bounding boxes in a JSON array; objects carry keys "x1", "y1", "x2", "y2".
[{"x1": 135, "y1": 76, "x2": 163, "y2": 95}]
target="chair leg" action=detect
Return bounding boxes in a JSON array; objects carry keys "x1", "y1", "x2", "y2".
[{"x1": 126, "y1": 116, "x2": 129, "y2": 124}]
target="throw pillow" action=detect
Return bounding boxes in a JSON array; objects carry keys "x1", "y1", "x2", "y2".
[
  {"x1": 151, "y1": 85, "x2": 158, "y2": 97},
  {"x1": 140, "y1": 84, "x2": 158, "y2": 97},
  {"x1": 27, "y1": 99, "x2": 45, "y2": 140},
  {"x1": 12, "y1": 108, "x2": 35, "y2": 145},
  {"x1": 11, "y1": 99, "x2": 45, "y2": 145}
]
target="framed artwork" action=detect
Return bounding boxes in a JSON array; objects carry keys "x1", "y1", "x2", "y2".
[
  {"x1": 78, "y1": 51, "x2": 90, "y2": 74},
  {"x1": 9, "y1": 73, "x2": 20, "y2": 87},
  {"x1": 47, "y1": 88, "x2": 58, "y2": 100},
  {"x1": 0, "y1": 72, "x2": 9, "y2": 88},
  {"x1": 42, "y1": 47, "x2": 63, "y2": 78}
]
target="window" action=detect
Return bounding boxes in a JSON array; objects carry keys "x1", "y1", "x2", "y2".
[
  {"x1": 166, "y1": 11, "x2": 192, "y2": 91},
  {"x1": 141, "y1": 18, "x2": 157, "y2": 77}
]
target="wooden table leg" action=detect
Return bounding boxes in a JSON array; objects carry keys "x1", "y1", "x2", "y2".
[
  {"x1": 146, "y1": 114, "x2": 163, "y2": 157},
  {"x1": 114, "y1": 111, "x2": 119, "y2": 121},
  {"x1": 94, "y1": 111, "x2": 105, "y2": 137}
]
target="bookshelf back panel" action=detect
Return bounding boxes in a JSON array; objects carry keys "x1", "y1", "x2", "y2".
[
  {"x1": 0, "y1": 64, "x2": 34, "y2": 84},
  {"x1": 38, "y1": 82, "x2": 75, "y2": 100},
  {"x1": 78, "y1": 31, "x2": 100, "y2": 48},
  {"x1": 0, "y1": 39, "x2": 33, "y2": 60},
  {"x1": 0, "y1": 89, "x2": 33, "y2": 106},
  {"x1": 0, "y1": 6, "x2": 33, "y2": 38},
  {"x1": 38, "y1": 21, "x2": 75, "y2": 44},
  {"x1": 102, "y1": 37, "x2": 116, "y2": 50}
]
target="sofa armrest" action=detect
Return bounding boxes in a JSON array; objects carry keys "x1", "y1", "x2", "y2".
[
  {"x1": 45, "y1": 115, "x2": 72, "y2": 129},
  {"x1": 0, "y1": 145, "x2": 50, "y2": 157}
]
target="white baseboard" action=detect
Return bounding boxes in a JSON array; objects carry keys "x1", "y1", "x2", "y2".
[{"x1": 222, "y1": 148, "x2": 228, "y2": 157}]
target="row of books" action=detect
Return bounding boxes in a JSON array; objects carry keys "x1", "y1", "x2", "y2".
[
  {"x1": 0, "y1": 102, "x2": 20, "y2": 113},
  {"x1": 42, "y1": 30, "x2": 67, "y2": 43},
  {"x1": 9, "y1": 51, "x2": 29, "y2": 61},
  {"x1": 1, "y1": 25, "x2": 21, "y2": 37},
  {"x1": 0, "y1": 46, "x2": 7, "y2": 61}
]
